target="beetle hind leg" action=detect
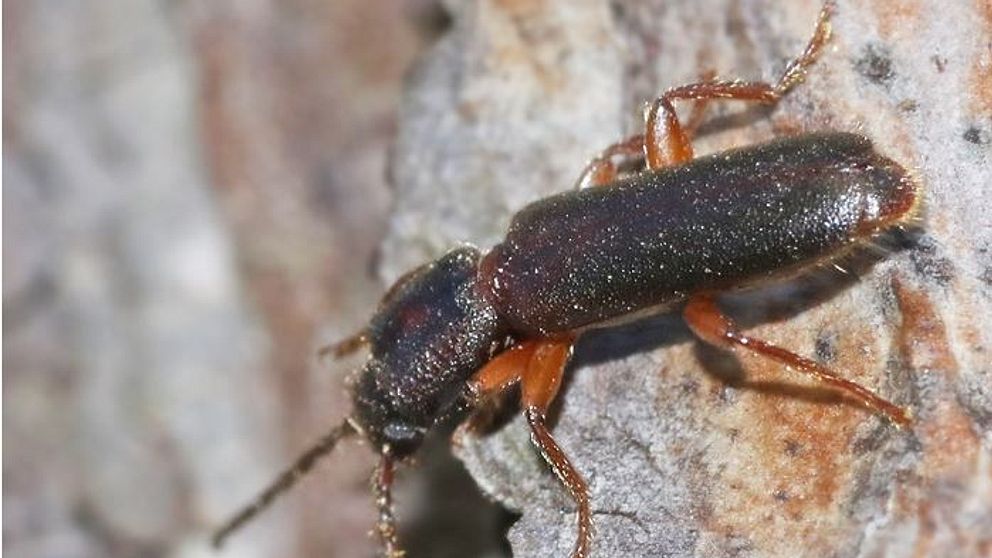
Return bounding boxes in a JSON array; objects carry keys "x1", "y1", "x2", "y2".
[
  {"x1": 574, "y1": 70, "x2": 716, "y2": 190},
  {"x1": 644, "y1": 1, "x2": 834, "y2": 169},
  {"x1": 577, "y1": 2, "x2": 832, "y2": 185},
  {"x1": 683, "y1": 294, "x2": 911, "y2": 427}
]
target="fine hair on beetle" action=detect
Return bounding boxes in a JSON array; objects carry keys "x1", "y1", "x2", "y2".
[{"x1": 213, "y1": 2, "x2": 921, "y2": 557}]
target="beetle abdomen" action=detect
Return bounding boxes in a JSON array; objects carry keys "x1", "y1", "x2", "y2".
[{"x1": 481, "y1": 133, "x2": 917, "y2": 335}]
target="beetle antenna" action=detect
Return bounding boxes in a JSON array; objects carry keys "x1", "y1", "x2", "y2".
[
  {"x1": 212, "y1": 418, "x2": 358, "y2": 548},
  {"x1": 318, "y1": 330, "x2": 369, "y2": 361}
]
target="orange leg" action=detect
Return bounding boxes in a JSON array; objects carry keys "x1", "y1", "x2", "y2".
[
  {"x1": 682, "y1": 71, "x2": 717, "y2": 137},
  {"x1": 574, "y1": 72, "x2": 716, "y2": 189},
  {"x1": 683, "y1": 294, "x2": 911, "y2": 427},
  {"x1": 465, "y1": 341, "x2": 537, "y2": 401},
  {"x1": 465, "y1": 337, "x2": 591, "y2": 558},
  {"x1": 578, "y1": 1, "x2": 831, "y2": 182},
  {"x1": 574, "y1": 134, "x2": 645, "y2": 189},
  {"x1": 645, "y1": 1, "x2": 834, "y2": 169},
  {"x1": 519, "y1": 338, "x2": 592, "y2": 558}
]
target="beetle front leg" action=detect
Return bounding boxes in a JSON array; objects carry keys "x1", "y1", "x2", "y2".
[
  {"x1": 683, "y1": 294, "x2": 911, "y2": 427},
  {"x1": 518, "y1": 338, "x2": 593, "y2": 558},
  {"x1": 463, "y1": 338, "x2": 591, "y2": 557},
  {"x1": 318, "y1": 329, "x2": 369, "y2": 360},
  {"x1": 464, "y1": 342, "x2": 537, "y2": 401}
]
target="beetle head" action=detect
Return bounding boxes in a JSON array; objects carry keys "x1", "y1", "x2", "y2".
[{"x1": 350, "y1": 247, "x2": 506, "y2": 458}]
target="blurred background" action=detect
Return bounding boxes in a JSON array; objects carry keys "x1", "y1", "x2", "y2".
[{"x1": 4, "y1": 1, "x2": 510, "y2": 556}]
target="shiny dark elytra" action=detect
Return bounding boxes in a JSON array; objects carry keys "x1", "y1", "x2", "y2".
[
  {"x1": 483, "y1": 132, "x2": 915, "y2": 335},
  {"x1": 213, "y1": 3, "x2": 918, "y2": 557}
]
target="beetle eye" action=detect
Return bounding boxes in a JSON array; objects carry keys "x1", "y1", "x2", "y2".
[
  {"x1": 383, "y1": 422, "x2": 422, "y2": 443},
  {"x1": 381, "y1": 422, "x2": 424, "y2": 457}
]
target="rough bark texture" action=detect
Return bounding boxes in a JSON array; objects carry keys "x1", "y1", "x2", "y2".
[{"x1": 383, "y1": 0, "x2": 992, "y2": 557}]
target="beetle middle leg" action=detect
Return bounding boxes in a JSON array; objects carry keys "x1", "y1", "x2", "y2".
[
  {"x1": 575, "y1": 134, "x2": 645, "y2": 189},
  {"x1": 574, "y1": 70, "x2": 716, "y2": 189},
  {"x1": 683, "y1": 294, "x2": 912, "y2": 427}
]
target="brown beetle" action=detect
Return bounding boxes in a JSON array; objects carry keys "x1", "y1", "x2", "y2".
[{"x1": 214, "y1": 3, "x2": 917, "y2": 556}]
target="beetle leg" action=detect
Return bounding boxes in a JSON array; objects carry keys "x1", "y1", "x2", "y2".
[
  {"x1": 681, "y1": 69, "x2": 718, "y2": 137},
  {"x1": 574, "y1": 134, "x2": 645, "y2": 189},
  {"x1": 464, "y1": 338, "x2": 591, "y2": 557},
  {"x1": 574, "y1": 71, "x2": 717, "y2": 190},
  {"x1": 464, "y1": 341, "x2": 538, "y2": 401},
  {"x1": 372, "y1": 448, "x2": 404, "y2": 558},
  {"x1": 683, "y1": 294, "x2": 911, "y2": 427},
  {"x1": 518, "y1": 337, "x2": 592, "y2": 558},
  {"x1": 645, "y1": 1, "x2": 833, "y2": 169}
]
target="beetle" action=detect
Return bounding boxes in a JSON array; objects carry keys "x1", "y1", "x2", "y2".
[{"x1": 213, "y1": 2, "x2": 917, "y2": 556}]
